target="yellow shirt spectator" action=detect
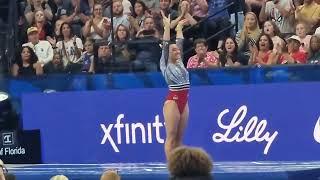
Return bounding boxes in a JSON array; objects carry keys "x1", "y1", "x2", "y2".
[{"x1": 296, "y1": 1, "x2": 320, "y2": 29}]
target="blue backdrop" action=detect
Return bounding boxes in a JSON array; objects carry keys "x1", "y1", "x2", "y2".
[{"x1": 21, "y1": 82, "x2": 320, "y2": 163}]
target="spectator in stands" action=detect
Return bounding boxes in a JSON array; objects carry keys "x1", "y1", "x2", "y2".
[
  {"x1": 219, "y1": 37, "x2": 244, "y2": 67},
  {"x1": 130, "y1": 17, "x2": 161, "y2": 71},
  {"x1": 122, "y1": 0, "x2": 133, "y2": 15},
  {"x1": 132, "y1": 0, "x2": 150, "y2": 29},
  {"x1": 100, "y1": 170, "x2": 121, "y2": 180},
  {"x1": 140, "y1": 0, "x2": 160, "y2": 11},
  {"x1": 190, "y1": 0, "x2": 208, "y2": 20},
  {"x1": 24, "y1": 0, "x2": 53, "y2": 25},
  {"x1": 60, "y1": 0, "x2": 91, "y2": 37},
  {"x1": 136, "y1": 17, "x2": 160, "y2": 38},
  {"x1": 94, "y1": 40, "x2": 113, "y2": 73},
  {"x1": 153, "y1": 0, "x2": 180, "y2": 32},
  {"x1": 23, "y1": 27, "x2": 54, "y2": 65},
  {"x1": 95, "y1": 0, "x2": 112, "y2": 18},
  {"x1": 308, "y1": 35, "x2": 320, "y2": 64},
  {"x1": 246, "y1": 0, "x2": 263, "y2": 17},
  {"x1": 262, "y1": 20, "x2": 285, "y2": 51},
  {"x1": 249, "y1": 34, "x2": 275, "y2": 65},
  {"x1": 177, "y1": 1, "x2": 198, "y2": 26},
  {"x1": 274, "y1": 41, "x2": 294, "y2": 64},
  {"x1": 44, "y1": 51, "x2": 65, "y2": 73},
  {"x1": 167, "y1": 146, "x2": 213, "y2": 180},
  {"x1": 236, "y1": 12, "x2": 261, "y2": 64},
  {"x1": 113, "y1": 24, "x2": 133, "y2": 71},
  {"x1": 281, "y1": 35, "x2": 307, "y2": 64},
  {"x1": 259, "y1": 0, "x2": 295, "y2": 35},
  {"x1": 294, "y1": 22, "x2": 312, "y2": 52},
  {"x1": 112, "y1": 0, "x2": 131, "y2": 30},
  {"x1": 79, "y1": 38, "x2": 95, "y2": 73},
  {"x1": 12, "y1": 46, "x2": 43, "y2": 77},
  {"x1": 51, "y1": 0, "x2": 68, "y2": 24},
  {"x1": 56, "y1": 22, "x2": 83, "y2": 71},
  {"x1": 295, "y1": 0, "x2": 320, "y2": 32},
  {"x1": 187, "y1": 38, "x2": 219, "y2": 68},
  {"x1": 47, "y1": 19, "x2": 64, "y2": 48},
  {"x1": 32, "y1": 10, "x2": 54, "y2": 40},
  {"x1": 83, "y1": 3, "x2": 111, "y2": 40},
  {"x1": 206, "y1": 0, "x2": 233, "y2": 50},
  {"x1": 50, "y1": 174, "x2": 69, "y2": 180}
]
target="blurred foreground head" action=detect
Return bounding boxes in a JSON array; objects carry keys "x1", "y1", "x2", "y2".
[
  {"x1": 168, "y1": 146, "x2": 213, "y2": 180},
  {"x1": 100, "y1": 170, "x2": 121, "y2": 180},
  {"x1": 50, "y1": 175, "x2": 69, "y2": 180}
]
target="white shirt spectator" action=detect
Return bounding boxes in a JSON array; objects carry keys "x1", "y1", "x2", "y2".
[
  {"x1": 264, "y1": 0, "x2": 295, "y2": 34},
  {"x1": 122, "y1": 0, "x2": 133, "y2": 15},
  {"x1": 56, "y1": 38, "x2": 83, "y2": 66},
  {"x1": 113, "y1": 14, "x2": 131, "y2": 30},
  {"x1": 22, "y1": 40, "x2": 54, "y2": 65}
]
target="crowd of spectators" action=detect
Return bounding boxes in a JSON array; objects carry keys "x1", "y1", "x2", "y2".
[{"x1": 10, "y1": 0, "x2": 320, "y2": 77}]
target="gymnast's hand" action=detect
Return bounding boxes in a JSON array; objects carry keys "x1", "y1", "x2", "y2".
[{"x1": 161, "y1": 10, "x2": 171, "y2": 29}]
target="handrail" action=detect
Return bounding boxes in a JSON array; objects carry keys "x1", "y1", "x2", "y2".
[{"x1": 6, "y1": 0, "x2": 18, "y2": 74}]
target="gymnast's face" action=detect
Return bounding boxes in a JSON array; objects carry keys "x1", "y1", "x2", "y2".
[{"x1": 169, "y1": 44, "x2": 181, "y2": 62}]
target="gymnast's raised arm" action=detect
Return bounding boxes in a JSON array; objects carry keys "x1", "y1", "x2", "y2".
[{"x1": 160, "y1": 11, "x2": 171, "y2": 74}]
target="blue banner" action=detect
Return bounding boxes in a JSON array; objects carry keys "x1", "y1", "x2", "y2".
[{"x1": 22, "y1": 82, "x2": 320, "y2": 163}]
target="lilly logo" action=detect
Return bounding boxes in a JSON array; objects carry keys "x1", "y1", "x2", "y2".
[
  {"x1": 212, "y1": 105, "x2": 279, "y2": 155},
  {"x1": 313, "y1": 116, "x2": 320, "y2": 143}
]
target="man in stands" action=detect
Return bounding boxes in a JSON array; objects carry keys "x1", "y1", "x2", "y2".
[
  {"x1": 22, "y1": 27, "x2": 54, "y2": 66},
  {"x1": 112, "y1": 0, "x2": 131, "y2": 30},
  {"x1": 94, "y1": 40, "x2": 113, "y2": 73}
]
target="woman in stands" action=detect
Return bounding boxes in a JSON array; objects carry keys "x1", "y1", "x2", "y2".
[
  {"x1": 113, "y1": 24, "x2": 133, "y2": 72},
  {"x1": 236, "y1": 12, "x2": 261, "y2": 65},
  {"x1": 82, "y1": 3, "x2": 110, "y2": 40},
  {"x1": 12, "y1": 46, "x2": 43, "y2": 77},
  {"x1": 32, "y1": 9, "x2": 53, "y2": 41},
  {"x1": 249, "y1": 34, "x2": 275, "y2": 65},
  {"x1": 294, "y1": 22, "x2": 312, "y2": 53},
  {"x1": 132, "y1": 0, "x2": 150, "y2": 29},
  {"x1": 262, "y1": 21, "x2": 285, "y2": 51},
  {"x1": 307, "y1": 35, "x2": 320, "y2": 64},
  {"x1": 219, "y1": 37, "x2": 244, "y2": 67},
  {"x1": 56, "y1": 22, "x2": 83, "y2": 72},
  {"x1": 160, "y1": 11, "x2": 189, "y2": 159}
]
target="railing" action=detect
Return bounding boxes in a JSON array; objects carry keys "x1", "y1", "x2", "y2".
[
  {"x1": 1, "y1": 0, "x2": 18, "y2": 74},
  {"x1": 181, "y1": 2, "x2": 236, "y2": 55}
]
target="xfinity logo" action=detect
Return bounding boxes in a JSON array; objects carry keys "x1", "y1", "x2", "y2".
[
  {"x1": 212, "y1": 105, "x2": 279, "y2": 155},
  {"x1": 100, "y1": 114, "x2": 165, "y2": 152},
  {"x1": 313, "y1": 116, "x2": 320, "y2": 143}
]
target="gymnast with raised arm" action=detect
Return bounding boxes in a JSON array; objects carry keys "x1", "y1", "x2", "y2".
[{"x1": 160, "y1": 11, "x2": 190, "y2": 160}]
